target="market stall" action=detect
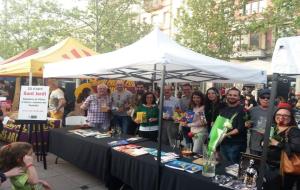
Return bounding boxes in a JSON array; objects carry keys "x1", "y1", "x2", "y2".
[{"x1": 44, "y1": 28, "x2": 267, "y2": 190}]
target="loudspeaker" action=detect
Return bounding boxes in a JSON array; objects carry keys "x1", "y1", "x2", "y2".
[{"x1": 277, "y1": 76, "x2": 290, "y2": 101}]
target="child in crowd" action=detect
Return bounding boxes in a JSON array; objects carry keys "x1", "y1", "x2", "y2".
[{"x1": 0, "y1": 142, "x2": 51, "y2": 190}]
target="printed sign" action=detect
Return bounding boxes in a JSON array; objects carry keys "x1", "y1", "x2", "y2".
[{"x1": 18, "y1": 86, "x2": 49, "y2": 120}]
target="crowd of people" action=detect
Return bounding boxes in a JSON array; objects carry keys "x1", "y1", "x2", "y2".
[{"x1": 1, "y1": 78, "x2": 299, "y2": 189}]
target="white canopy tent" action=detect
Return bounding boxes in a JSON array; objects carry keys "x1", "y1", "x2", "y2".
[
  {"x1": 238, "y1": 60, "x2": 272, "y2": 75},
  {"x1": 272, "y1": 35, "x2": 300, "y2": 74},
  {"x1": 44, "y1": 29, "x2": 267, "y2": 190},
  {"x1": 44, "y1": 29, "x2": 266, "y2": 84}
]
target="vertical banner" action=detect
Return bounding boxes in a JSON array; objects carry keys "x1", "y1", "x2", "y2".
[{"x1": 18, "y1": 86, "x2": 49, "y2": 120}]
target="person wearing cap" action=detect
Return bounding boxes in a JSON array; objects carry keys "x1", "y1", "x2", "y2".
[{"x1": 245, "y1": 88, "x2": 271, "y2": 156}]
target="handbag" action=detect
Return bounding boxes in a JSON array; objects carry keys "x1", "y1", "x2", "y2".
[
  {"x1": 280, "y1": 127, "x2": 300, "y2": 175},
  {"x1": 280, "y1": 151, "x2": 300, "y2": 174}
]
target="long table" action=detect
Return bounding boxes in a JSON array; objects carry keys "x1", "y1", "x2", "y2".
[
  {"x1": 49, "y1": 128, "x2": 229, "y2": 190},
  {"x1": 110, "y1": 141, "x2": 228, "y2": 190},
  {"x1": 49, "y1": 127, "x2": 147, "y2": 185}
]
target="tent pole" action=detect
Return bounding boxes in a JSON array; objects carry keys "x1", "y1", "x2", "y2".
[
  {"x1": 153, "y1": 64, "x2": 157, "y2": 91},
  {"x1": 29, "y1": 72, "x2": 33, "y2": 86},
  {"x1": 156, "y1": 65, "x2": 166, "y2": 190},
  {"x1": 257, "y1": 73, "x2": 279, "y2": 190}
]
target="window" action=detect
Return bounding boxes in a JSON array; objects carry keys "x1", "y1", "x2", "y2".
[
  {"x1": 244, "y1": 0, "x2": 268, "y2": 15},
  {"x1": 258, "y1": 0, "x2": 267, "y2": 13},
  {"x1": 245, "y1": 3, "x2": 251, "y2": 15},
  {"x1": 250, "y1": 33, "x2": 259, "y2": 49},
  {"x1": 251, "y1": 1, "x2": 259, "y2": 14},
  {"x1": 151, "y1": 14, "x2": 159, "y2": 25},
  {"x1": 163, "y1": 11, "x2": 170, "y2": 26}
]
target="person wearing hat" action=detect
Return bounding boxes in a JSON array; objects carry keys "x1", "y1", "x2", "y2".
[{"x1": 245, "y1": 88, "x2": 271, "y2": 156}]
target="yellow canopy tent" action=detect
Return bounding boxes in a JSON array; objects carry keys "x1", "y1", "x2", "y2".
[
  {"x1": 0, "y1": 37, "x2": 97, "y2": 77},
  {"x1": 0, "y1": 38, "x2": 97, "y2": 111}
]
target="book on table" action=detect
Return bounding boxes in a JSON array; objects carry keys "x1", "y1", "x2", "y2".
[
  {"x1": 113, "y1": 144, "x2": 148, "y2": 156},
  {"x1": 165, "y1": 160, "x2": 203, "y2": 173}
]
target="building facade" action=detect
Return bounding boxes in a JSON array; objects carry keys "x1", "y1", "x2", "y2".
[{"x1": 137, "y1": 0, "x2": 299, "y2": 62}]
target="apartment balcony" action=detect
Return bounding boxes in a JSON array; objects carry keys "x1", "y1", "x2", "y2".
[{"x1": 143, "y1": 0, "x2": 163, "y2": 13}]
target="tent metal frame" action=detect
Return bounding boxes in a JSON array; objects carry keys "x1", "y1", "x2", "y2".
[{"x1": 89, "y1": 62, "x2": 267, "y2": 190}]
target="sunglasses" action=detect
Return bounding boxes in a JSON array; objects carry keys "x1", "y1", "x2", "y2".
[{"x1": 260, "y1": 96, "x2": 270, "y2": 100}]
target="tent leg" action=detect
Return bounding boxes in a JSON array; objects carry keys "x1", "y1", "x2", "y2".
[
  {"x1": 257, "y1": 73, "x2": 279, "y2": 190},
  {"x1": 156, "y1": 65, "x2": 166, "y2": 190},
  {"x1": 29, "y1": 72, "x2": 33, "y2": 86}
]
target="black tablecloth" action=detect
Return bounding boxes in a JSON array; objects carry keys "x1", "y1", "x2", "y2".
[
  {"x1": 160, "y1": 164, "x2": 228, "y2": 190},
  {"x1": 110, "y1": 141, "x2": 162, "y2": 190},
  {"x1": 49, "y1": 127, "x2": 231, "y2": 190},
  {"x1": 110, "y1": 141, "x2": 229, "y2": 190},
  {"x1": 49, "y1": 127, "x2": 147, "y2": 183}
]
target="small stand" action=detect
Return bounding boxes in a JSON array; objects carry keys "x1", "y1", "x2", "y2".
[{"x1": 15, "y1": 120, "x2": 48, "y2": 169}]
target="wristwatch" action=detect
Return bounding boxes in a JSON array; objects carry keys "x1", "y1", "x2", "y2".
[{"x1": 0, "y1": 172, "x2": 7, "y2": 183}]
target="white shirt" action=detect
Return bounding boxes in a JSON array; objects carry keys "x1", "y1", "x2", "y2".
[{"x1": 49, "y1": 88, "x2": 65, "y2": 112}]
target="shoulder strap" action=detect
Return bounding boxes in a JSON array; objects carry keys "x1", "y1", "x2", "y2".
[{"x1": 285, "y1": 126, "x2": 295, "y2": 137}]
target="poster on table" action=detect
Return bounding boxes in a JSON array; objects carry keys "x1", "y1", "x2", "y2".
[{"x1": 18, "y1": 86, "x2": 49, "y2": 120}]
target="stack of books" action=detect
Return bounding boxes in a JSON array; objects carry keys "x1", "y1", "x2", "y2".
[
  {"x1": 113, "y1": 144, "x2": 148, "y2": 157},
  {"x1": 69, "y1": 129, "x2": 102, "y2": 137},
  {"x1": 143, "y1": 148, "x2": 179, "y2": 163},
  {"x1": 165, "y1": 160, "x2": 203, "y2": 173}
]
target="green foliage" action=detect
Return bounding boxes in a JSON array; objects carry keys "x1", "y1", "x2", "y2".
[
  {"x1": 244, "y1": 0, "x2": 300, "y2": 42},
  {"x1": 0, "y1": 0, "x2": 71, "y2": 59},
  {"x1": 175, "y1": 0, "x2": 242, "y2": 60},
  {"x1": 175, "y1": 0, "x2": 300, "y2": 59},
  {"x1": 64, "y1": 0, "x2": 151, "y2": 52},
  {"x1": 0, "y1": 0, "x2": 151, "y2": 59}
]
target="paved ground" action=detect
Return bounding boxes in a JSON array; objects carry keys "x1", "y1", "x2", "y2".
[{"x1": 1, "y1": 153, "x2": 107, "y2": 190}]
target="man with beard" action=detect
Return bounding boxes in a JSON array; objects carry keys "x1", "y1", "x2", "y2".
[
  {"x1": 245, "y1": 88, "x2": 270, "y2": 156},
  {"x1": 220, "y1": 87, "x2": 247, "y2": 163},
  {"x1": 129, "y1": 82, "x2": 146, "y2": 134},
  {"x1": 111, "y1": 80, "x2": 133, "y2": 134},
  {"x1": 179, "y1": 83, "x2": 193, "y2": 145}
]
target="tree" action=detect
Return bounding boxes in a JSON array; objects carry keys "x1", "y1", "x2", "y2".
[
  {"x1": 62, "y1": 0, "x2": 152, "y2": 52},
  {"x1": 0, "y1": 0, "x2": 71, "y2": 59},
  {"x1": 246, "y1": 0, "x2": 300, "y2": 42},
  {"x1": 175, "y1": 0, "x2": 242, "y2": 60},
  {"x1": 0, "y1": 0, "x2": 151, "y2": 59}
]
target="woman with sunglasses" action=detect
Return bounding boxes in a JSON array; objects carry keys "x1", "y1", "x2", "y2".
[{"x1": 266, "y1": 103, "x2": 300, "y2": 190}]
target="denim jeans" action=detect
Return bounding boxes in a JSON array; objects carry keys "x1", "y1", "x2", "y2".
[
  {"x1": 112, "y1": 115, "x2": 132, "y2": 134},
  {"x1": 220, "y1": 143, "x2": 247, "y2": 164}
]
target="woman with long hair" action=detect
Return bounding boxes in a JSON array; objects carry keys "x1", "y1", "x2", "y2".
[
  {"x1": 204, "y1": 87, "x2": 225, "y2": 134},
  {"x1": 184, "y1": 91, "x2": 207, "y2": 154},
  {"x1": 267, "y1": 103, "x2": 300, "y2": 190}
]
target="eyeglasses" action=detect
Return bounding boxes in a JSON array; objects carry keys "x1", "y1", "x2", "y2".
[
  {"x1": 275, "y1": 114, "x2": 291, "y2": 118},
  {"x1": 260, "y1": 96, "x2": 270, "y2": 100}
]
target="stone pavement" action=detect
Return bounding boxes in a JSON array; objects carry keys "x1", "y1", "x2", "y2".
[{"x1": 1, "y1": 153, "x2": 107, "y2": 190}]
